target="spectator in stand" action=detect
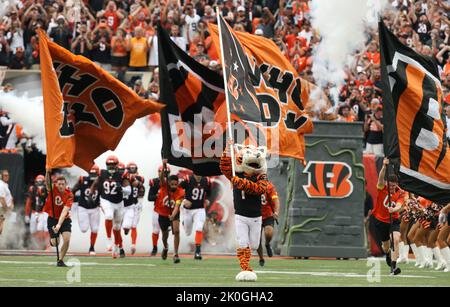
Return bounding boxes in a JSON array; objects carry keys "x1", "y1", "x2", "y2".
[
  {"x1": 128, "y1": 26, "x2": 149, "y2": 72},
  {"x1": 133, "y1": 79, "x2": 148, "y2": 99},
  {"x1": 6, "y1": 20, "x2": 24, "y2": 56},
  {"x1": 336, "y1": 104, "x2": 356, "y2": 123},
  {"x1": 170, "y1": 24, "x2": 187, "y2": 52},
  {"x1": 49, "y1": 15, "x2": 72, "y2": 51},
  {"x1": 259, "y1": 7, "x2": 276, "y2": 38},
  {"x1": 234, "y1": 6, "x2": 252, "y2": 33},
  {"x1": 71, "y1": 24, "x2": 92, "y2": 58},
  {"x1": 96, "y1": 0, "x2": 125, "y2": 32},
  {"x1": 148, "y1": 68, "x2": 159, "y2": 100},
  {"x1": 9, "y1": 46, "x2": 26, "y2": 69},
  {"x1": 0, "y1": 26, "x2": 10, "y2": 67},
  {"x1": 183, "y1": 2, "x2": 201, "y2": 43},
  {"x1": 111, "y1": 28, "x2": 129, "y2": 82},
  {"x1": 364, "y1": 105, "x2": 384, "y2": 157},
  {"x1": 91, "y1": 19, "x2": 112, "y2": 71}
]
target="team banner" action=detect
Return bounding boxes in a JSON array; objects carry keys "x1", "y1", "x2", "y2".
[
  {"x1": 379, "y1": 21, "x2": 450, "y2": 204},
  {"x1": 158, "y1": 25, "x2": 225, "y2": 176},
  {"x1": 209, "y1": 20, "x2": 313, "y2": 162},
  {"x1": 38, "y1": 29, "x2": 163, "y2": 171}
]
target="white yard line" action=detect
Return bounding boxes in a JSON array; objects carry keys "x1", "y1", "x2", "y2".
[
  {"x1": 0, "y1": 260, "x2": 156, "y2": 267},
  {"x1": 255, "y1": 270, "x2": 436, "y2": 279}
]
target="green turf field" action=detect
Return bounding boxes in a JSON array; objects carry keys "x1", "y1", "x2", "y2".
[{"x1": 0, "y1": 255, "x2": 449, "y2": 287}]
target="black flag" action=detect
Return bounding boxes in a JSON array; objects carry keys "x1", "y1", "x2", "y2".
[
  {"x1": 379, "y1": 20, "x2": 450, "y2": 204},
  {"x1": 218, "y1": 14, "x2": 262, "y2": 124},
  {"x1": 158, "y1": 25, "x2": 225, "y2": 176}
]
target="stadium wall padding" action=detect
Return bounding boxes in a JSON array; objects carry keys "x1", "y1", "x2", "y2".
[{"x1": 273, "y1": 122, "x2": 367, "y2": 259}]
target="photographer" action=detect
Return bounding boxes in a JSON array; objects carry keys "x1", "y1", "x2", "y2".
[
  {"x1": 71, "y1": 24, "x2": 92, "y2": 58},
  {"x1": 364, "y1": 105, "x2": 384, "y2": 157}
]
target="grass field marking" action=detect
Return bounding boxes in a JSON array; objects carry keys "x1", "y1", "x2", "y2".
[
  {"x1": 0, "y1": 260, "x2": 156, "y2": 267},
  {"x1": 255, "y1": 270, "x2": 436, "y2": 279}
]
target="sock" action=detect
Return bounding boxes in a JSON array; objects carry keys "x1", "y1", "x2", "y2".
[
  {"x1": 244, "y1": 247, "x2": 253, "y2": 271},
  {"x1": 426, "y1": 247, "x2": 433, "y2": 263},
  {"x1": 391, "y1": 260, "x2": 397, "y2": 271},
  {"x1": 433, "y1": 247, "x2": 444, "y2": 265},
  {"x1": 440, "y1": 247, "x2": 450, "y2": 266},
  {"x1": 411, "y1": 244, "x2": 420, "y2": 263},
  {"x1": 398, "y1": 242, "x2": 405, "y2": 258},
  {"x1": 237, "y1": 248, "x2": 248, "y2": 271},
  {"x1": 90, "y1": 232, "x2": 98, "y2": 248},
  {"x1": 418, "y1": 246, "x2": 428, "y2": 264},
  {"x1": 131, "y1": 228, "x2": 137, "y2": 245},
  {"x1": 195, "y1": 231, "x2": 203, "y2": 246},
  {"x1": 403, "y1": 244, "x2": 410, "y2": 260},
  {"x1": 113, "y1": 229, "x2": 123, "y2": 248},
  {"x1": 152, "y1": 233, "x2": 159, "y2": 247},
  {"x1": 105, "y1": 220, "x2": 113, "y2": 239}
]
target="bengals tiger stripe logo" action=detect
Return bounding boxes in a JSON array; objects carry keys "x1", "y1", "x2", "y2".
[{"x1": 303, "y1": 161, "x2": 353, "y2": 199}]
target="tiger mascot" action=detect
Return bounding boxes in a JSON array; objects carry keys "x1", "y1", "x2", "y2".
[{"x1": 220, "y1": 143, "x2": 269, "y2": 282}]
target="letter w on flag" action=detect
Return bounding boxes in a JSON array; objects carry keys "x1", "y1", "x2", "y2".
[
  {"x1": 38, "y1": 29, "x2": 163, "y2": 171},
  {"x1": 379, "y1": 21, "x2": 450, "y2": 204}
]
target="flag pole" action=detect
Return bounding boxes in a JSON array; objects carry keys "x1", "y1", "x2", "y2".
[
  {"x1": 216, "y1": 8, "x2": 236, "y2": 177},
  {"x1": 47, "y1": 170, "x2": 60, "y2": 264}
]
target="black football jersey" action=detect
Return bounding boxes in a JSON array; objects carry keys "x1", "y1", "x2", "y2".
[
  {"x1": 29, "y1": 184, "x2": 47, "y2": 212},
  {"x1": 98, "y1": 170, "x2": 124, "y2": 204},
  {"x1": 233, "y1": 173, "x2": 263, "y2": 218},
  {"x1": 180, "y1": 176, "x2": 211, "y2": 210},
  {"x1": 78, "y1": 176, "x2": 100, "y2": 209},
  {"x1": 124, "y1": 184, "x2": 139, "y2": 207}
]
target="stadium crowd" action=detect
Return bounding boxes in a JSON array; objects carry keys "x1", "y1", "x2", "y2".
[{"x1": 0, "y1": 0, "x2": 450, "y2": 153}]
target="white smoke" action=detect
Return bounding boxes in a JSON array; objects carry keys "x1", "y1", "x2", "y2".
[
  {"x1": 310, "y1": 0, "x2": 388, "y2": 103},
  {"x1": 0, "y1": 92, "x2": 47, "y2": 153}
]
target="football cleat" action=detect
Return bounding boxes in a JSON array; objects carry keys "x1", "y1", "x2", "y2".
[
  {"x1": 390, "y1": 267, "x2": 401, "y2": 276},
  {"x1": 259, "y1": 259, "x2": 265, "y2": 267},
  {"x1": 173, "y1": 254, "x2": 181, "y2": 264},
  {"x1": 89, "y1": 246, "x2": 96, "y2": 256},
  {"x1": 131, "y1": 245, "x2": 136, "y2": 255},
  {"x1": 151, "y1": 246, "x2": 157, "y2": 256},
  {"x1": 161, "y1": 248, "x2": 168, "y2": 260},
  {"x1": 57, "y1": 260, "x2": 68, "y2": 267},
  {"x1": 112, "y1": 245, "x2": 119, "y2": 259},
  {"x1": 106, "y1": 238, "x2": 113, "y2": 252},
  {"x1": 265, "y1": 244, "x2": 273, "y2": 258},
  {"x1": 194, "y1": 252, "x2": 202, "y2": 260},
  {"x1": 120, "y1": 248, "x2": 126, "y2": 258}
]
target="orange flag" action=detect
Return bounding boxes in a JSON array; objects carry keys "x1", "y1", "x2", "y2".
[
  {"x1": 209, "y1": 23, "x2": 313, "y2": 161},
  {"x1": 38, "y1": 29, "x2": 163, "y2": 171}
]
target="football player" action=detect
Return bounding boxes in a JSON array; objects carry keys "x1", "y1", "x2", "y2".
[
  {"x1": 72, "y1": 165, "x2": 101, "y2": 255},
  {"x1": 155, "y1": 160, "x2": 184, "y2": 263},
  {"x1": 91, "y1": 155, "x2": 132, "y2": 259},
  {"x1": 180, "y1": 174, "x2": 211, "y2": 260},
  {"x1": 122, "y1": 162, "x2": 145, "y2": 255},
  {"x1": 148, "y1": 165, "x2": 169, "y2": 256},
  {"x1": 257, "y1": 181, "x2": 280, "y2": 266},
  {"x1": 24, "y1": 175, "x2": 48, "y2": 249}
]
